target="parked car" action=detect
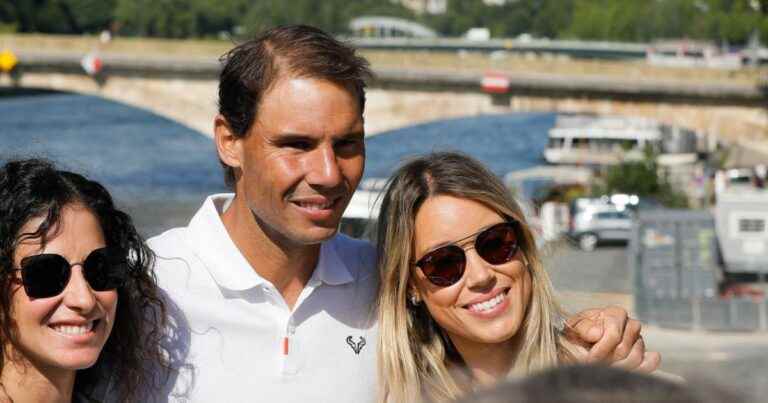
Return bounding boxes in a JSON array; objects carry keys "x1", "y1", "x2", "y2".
[{"x1": 569, "y1": 200, "x2": 633, "y2": 251}]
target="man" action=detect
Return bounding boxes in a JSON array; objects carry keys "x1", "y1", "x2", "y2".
[{"x1": 149, "y1": 25, "x2": 658, "y2": 402}]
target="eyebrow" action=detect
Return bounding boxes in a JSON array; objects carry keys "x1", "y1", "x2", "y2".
[
  {"x1": 269, "y1": 132, "x2": 313, "y2": 141},
  {"x1": 269, "y1": 130, "x2": 365, "y2": 142}
]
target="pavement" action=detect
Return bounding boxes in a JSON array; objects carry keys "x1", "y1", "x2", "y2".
[{"x1": 544, "y1": 243, "x2": 768, "y2": 403}]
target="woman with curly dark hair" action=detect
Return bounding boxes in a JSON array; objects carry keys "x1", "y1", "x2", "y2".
[{"x1": 0, "y1": 158, "x2": 169, "y2": 402}]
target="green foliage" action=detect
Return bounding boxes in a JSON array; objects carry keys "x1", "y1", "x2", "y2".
[
  {"x1": 0, "y1": 22, "x2": 17, "y2": 33},
  {"x1": 601, "y1": 148, "x2": 689, "y2": 208},
  {"x1": 112, "y1": 0, "x2": 411, "y2": 38},
  {"x1": 115, "y1": 0, "x2": 206, "y2": 38},
  {"x1": 0, "y1": 0, "x2": 766, "y2": 45},
  {"x1": 0, "y1": 0, "x2": 115, "y2": 34}
]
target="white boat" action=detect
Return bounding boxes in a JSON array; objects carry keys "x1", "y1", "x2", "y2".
[{"x1": 543, "y1": 114, "x2": 698, "y2": 166}]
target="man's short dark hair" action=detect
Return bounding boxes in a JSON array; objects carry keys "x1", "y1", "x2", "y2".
[{"x1": 217, "y1": 24, "x2": 372, "y2": 187}]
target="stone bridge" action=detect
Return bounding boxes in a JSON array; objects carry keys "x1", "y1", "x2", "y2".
[{"x1": 3, "y1": 51, "x2": 767, "y2": 155}]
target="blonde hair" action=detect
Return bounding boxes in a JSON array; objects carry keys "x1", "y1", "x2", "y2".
[{"x1": 376, "y1": 152, "x2": 574, "y2": 403}]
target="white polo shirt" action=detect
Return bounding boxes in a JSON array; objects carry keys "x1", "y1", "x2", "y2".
[{"x1": 147, "y1": 194, "x2": 379, "y2": 403}]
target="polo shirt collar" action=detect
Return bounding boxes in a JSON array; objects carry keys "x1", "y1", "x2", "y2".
[
  {"x1": 185, "y1": 194, "x2": 267, "y2": 291},
  {"x1": 186, "y1": 194, "x2": 355, "y2": 292},
  {"x1": 310, "y1": 239, "x2": 355, "y2": 287}
]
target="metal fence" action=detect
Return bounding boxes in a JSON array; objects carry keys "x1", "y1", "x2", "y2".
[{"x1": 629, "y1": 209, "x2": 768, "y2": 331}]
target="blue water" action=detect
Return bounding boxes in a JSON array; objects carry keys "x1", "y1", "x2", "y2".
[
  {"x1": 0, "y1": 92, "x2": 225, "y2": 201},
  {"x1": 364, "y1": 113, "x2": 554, "y2": 180},
  {"x1": 0, "y1": 92, "x2": 554, "y2": 234}
]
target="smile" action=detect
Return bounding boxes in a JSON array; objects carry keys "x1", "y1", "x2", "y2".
[
  {"x1": 49, "y1": 320, "x2": 97, "y2": 336},
  {"x1": 295, "y1": 199, "x2": 336, "y2": 210},
  {"x1": 465, "y1": 289, "x2": 509, "y2": 313}
]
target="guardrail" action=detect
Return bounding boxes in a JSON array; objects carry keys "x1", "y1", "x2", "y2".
[
  {"x1": 347, "y1": 37, "x2": 650, "y2": 60},
  {"x1": 8, "y1": 51, "x2": 768, "y2": 107}
]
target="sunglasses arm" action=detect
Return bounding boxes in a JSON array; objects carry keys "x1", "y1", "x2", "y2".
[{"x1": 2, "y1": 268, "x2": 23, "y2": 285}]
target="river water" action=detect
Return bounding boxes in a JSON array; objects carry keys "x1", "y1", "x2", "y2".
[{"x1": 0, "y1": 91, "x2": 552, "y2": 236}]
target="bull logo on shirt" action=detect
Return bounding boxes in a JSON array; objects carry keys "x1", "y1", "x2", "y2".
[{"x1": 346, "y1": 335, "x2": 366, "y2": 355}]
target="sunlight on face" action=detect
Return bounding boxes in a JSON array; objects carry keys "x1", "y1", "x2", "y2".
[
  {"x1": 411, "y1": 195, "x2": 532, "y2": 351},
  {"x1": 10, "y1": 204, "x2": 117, "y2": 371}
]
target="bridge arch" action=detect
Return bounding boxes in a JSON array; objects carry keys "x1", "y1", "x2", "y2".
[{"x1": 5, "y1": 71, "x2": 219, "y2": 136}]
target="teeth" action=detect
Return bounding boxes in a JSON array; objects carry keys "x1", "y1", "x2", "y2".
[
  {"x1": 297, "y1": 200, "x2": 333, "y2": 210},
  {"x1": 51, "y1": 322, "x2": 94, "y2": 335},
  {"x1": 468, "y1": 293, "x2": 505, "y2": 313}
]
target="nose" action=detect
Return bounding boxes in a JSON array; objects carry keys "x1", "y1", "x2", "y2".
[
  {"x1": 61, "y1": 266, "x2": 97, "y2": 313},
  {"x1": 463, "y1": 250, "x2": 495, "y2": 291},
  {"x1": 305, "y1": 143, "x2": 343, "y2": 188}
]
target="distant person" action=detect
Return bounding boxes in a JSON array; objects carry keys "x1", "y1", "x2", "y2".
[
  {"x1": 0, "y1": 159, "x2": 168, "y2": 402},
  {"x1": 376, "y1": 152, "x2": 660, "y2": 402},
  {"x1": 754, "y1": 164, "x2": 766, "y2": 189},
  {"x1": 457, "y1": 364, "x2": 741, "y2": 403},
  {"x1": 148, "y1": 25, "x2": 656, "y2": 402}
]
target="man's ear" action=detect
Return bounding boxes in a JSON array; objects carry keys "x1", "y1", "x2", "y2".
[{"x1": 214, "y1": 114, "x2": 243, "y2": 170}]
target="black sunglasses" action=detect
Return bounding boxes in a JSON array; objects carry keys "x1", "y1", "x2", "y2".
[
  {"x1": 11, "y1": 247, "x2": 128, "y2": 299},
  {"x1": 414, "y1": 221, "x2": 521, "y2": 287}
]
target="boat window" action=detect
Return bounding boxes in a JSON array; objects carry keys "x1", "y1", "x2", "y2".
[
  {"x1": 683, "y1": 50, "x2": 705, "y2": 58},
  {"x1": 739, "y1": 219, "x2": 765, "y2": 234},
  {"x1": 572, "y1": 138, "x2": 589, "y2": 149},
  {"x1": 548, "y1": 138, "x2": 565, "y2": 148}
]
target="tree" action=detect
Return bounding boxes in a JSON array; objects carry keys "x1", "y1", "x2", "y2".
[
  {"x1": 601, "y1": 148, "x2": 689, "y2": 208},
  {"x1": 0, "y1": 0, "x2": 115, "y2": 34}
]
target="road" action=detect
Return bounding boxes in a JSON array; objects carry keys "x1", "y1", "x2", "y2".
[{"x1": 544, "y1": 243, "x2": 768, "y2": 403}]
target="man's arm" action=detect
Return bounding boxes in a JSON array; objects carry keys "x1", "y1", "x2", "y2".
[{"x1": 564, "y1": 306, "x2": 661, "y2": 373}]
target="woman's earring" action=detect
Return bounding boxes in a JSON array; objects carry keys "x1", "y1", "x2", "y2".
[{"x1": 409, "y1": 293, "x2": 421, "y2": 306}]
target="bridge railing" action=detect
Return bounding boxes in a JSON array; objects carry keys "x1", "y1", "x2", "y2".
[{"x1": 6, "y1": 50, "x2": 768, "y2": 107}]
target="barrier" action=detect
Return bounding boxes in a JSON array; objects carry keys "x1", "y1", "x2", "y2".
[{"x1": 630, "y1": 209, "x2": 767, "y2": 331}]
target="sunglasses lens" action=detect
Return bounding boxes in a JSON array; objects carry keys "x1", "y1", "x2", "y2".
[
  {"x1": 83, "y1": 248, "x2": 127, "y2": 291},
  {"x1": 20, "y1": 254, "x2": 70, "y2": 298},
  {"x1": 476, "y1": 223, "x2": 519, "y2": 265},
  {"x1": 418, "y1": 245, "x2": 466, "y2": 287}
]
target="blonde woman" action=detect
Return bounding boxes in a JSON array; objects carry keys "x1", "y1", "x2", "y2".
[{"x1": 376, "y1": 152, "x2": 659, "y2": 402}]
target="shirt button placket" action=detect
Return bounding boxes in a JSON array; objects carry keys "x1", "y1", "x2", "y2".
[{"x1": 282, "y1": 317, "x2": 302, "y2": 376}]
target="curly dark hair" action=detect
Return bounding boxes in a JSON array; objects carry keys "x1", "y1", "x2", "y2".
[{"x1": 0, "y1": 158, "x2": 169, "y2": 402}]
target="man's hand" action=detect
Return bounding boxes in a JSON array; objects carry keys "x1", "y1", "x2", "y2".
[{"x1": 564, "y1": 306, "x2": 661, "y2": 373}]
